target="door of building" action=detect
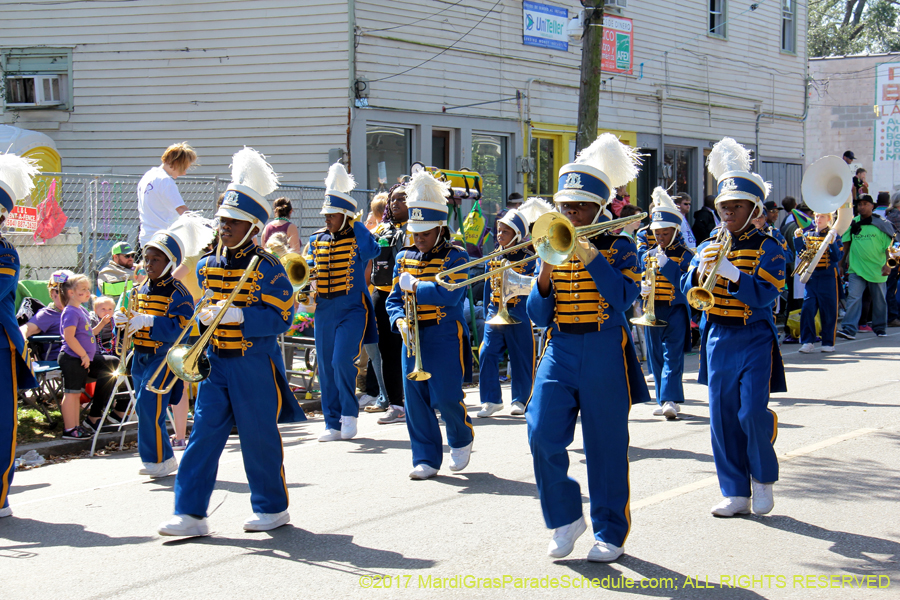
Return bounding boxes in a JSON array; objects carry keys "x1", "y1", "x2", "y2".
[{"x1": 528, "y1": 134, "x2": 561, "y2": 200}]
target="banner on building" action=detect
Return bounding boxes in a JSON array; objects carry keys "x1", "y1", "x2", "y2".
[
  {"x1": 7, "y1": 205, "x2": 38, "y2": 230},
  {"x1": 601, "y1": 15, "x2": 633, "y2": 75},
  {"x1": 523, "y1": 1, "x2": 568, "y2": 52},
  {"x1": 874, "y1": 62, "x2": 900, "y2": 194}
]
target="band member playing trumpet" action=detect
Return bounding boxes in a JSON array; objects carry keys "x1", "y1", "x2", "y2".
[
  {"x1": 115, "y1": 214, "x2": 207, "y2": 477},
  {"x1": 795, "y1": 212, "x2": 842, "y2": 354},
  {"x1": 637, "y1": 188, "x2": 693, "y2": 421},
  {"x1": 685, "y1": 137, "x2": 787, "y2": 518},
  {"x1": 527, "y1": 134, "x2": 650, "y2": 563},
  {"x1": 160, "y1": 148, "x2": 304, "y2": 537},
  {"x1": 385, "y1": 170, "x2": 473, "y2": 480},
  {"x1": 476, "y1": 207, "x2": 535, "y2": 418},
  {"x1": 306, "y1": 162, "x2": 380, "y2": 442},
  {"x1": 0, "y1": 153, "x2": 39, "y2": 519}
]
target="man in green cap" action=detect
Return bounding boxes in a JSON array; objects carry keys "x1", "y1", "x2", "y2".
[{"x1": 98, "y1": 241, "x2": 135, "y2": 299}]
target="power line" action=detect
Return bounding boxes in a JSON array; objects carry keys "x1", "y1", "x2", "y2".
[{"x1": 358, "y1": 0, "x2": 467, "y2": 34}]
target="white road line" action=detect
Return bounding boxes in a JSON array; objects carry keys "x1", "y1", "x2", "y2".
[{"x1": 630, "y1": 427, "x2": 879, "y2": 511}]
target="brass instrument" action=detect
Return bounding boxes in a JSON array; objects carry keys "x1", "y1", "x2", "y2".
[
  {"x1": 435, "y1": 211, "x2": 647, "y2": 290},
  {"x1": 404, "y1": 290, "x2": 431, "y2": 381},
  {"x1": 889, "y1": 249, "x2": 899, "y2": 269},
  {"x1": 686, "y1": 227, "x2": 732, "y2": 311},
  {"x1": 113, "y1": 287, "x2": 138, "y2": 377},
  {"x1": 791, "y1": 243, "x2": 820, "y2": 278},
  {"x1": 282, "y1": 251, "x2": 314, "y2": 304},
  {"x1": 630, "y1": 255, "x2": 666, "y2": 328},
  {"x1": 144, "y1": 288, "x2": 215, "y2": 394},
  {"x1": 487, "y1": 265, "x2": 535, "y2": 326}
]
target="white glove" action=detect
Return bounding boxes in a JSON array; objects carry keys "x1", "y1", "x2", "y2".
[
  {"x1": 396, "y1": 318, "x2": 409, "y2": 346},
  {"x1": 127, "y1": 313, "x2": 154, "y2": 335},
  {"x1": 653, "y1": 246, "x2": 669, "y2": 269},
  {"x1": 199, "y1": 304, "x2": 220, "y2": 326},
  {"x1": 573, "y1": 238, "x2": 599, "y2": 265},
  {"x1": 717, "y1": 257, "x2": 741, "y2": 283},
  {"x1": 219, "y1": 306, "x2": 244, "y2": 325},
  {"x1": 113, "y1": 311, "x2": 129, "y2": 328},
  {"x1": 640, "y1": 279, "x2": 652, "y2": 298},
  {"x1": 698, "y1": 243, "x2": 722, "y2": 273},
  {"x1": 399, "y1": 272, "x2": 419, "y2": 292}
]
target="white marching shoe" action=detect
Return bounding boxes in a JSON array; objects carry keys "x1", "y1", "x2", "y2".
[
  {"x1": 0, "y1": 506, "x2": 12, "y2": 518},
  {"x1": 820, "y1": 345, "x2": 835, "y2": 353},
  {"x1": 476, "y1": 403, "x2": 503, "y2": 418},
  {"x1": 449, "y1": 442, "x2": 473, "y2": 472},
  {"x1": 158, "y1": 514, "x2": 209, "y2": 537},
  {"x1": 751, "y1": 479, "x2": 775, "y2": 515},
  {"x1": 243, "y1": 510, "x2": 290, "y2": 531},
  {"x1": 710, "y1": 496, "x2": 751, "y2": 517},
  {"x1": 340, "y1": 416, "x2": 358, "y2": 440},
  {"x1": 139, "y1": 456, "x2": 178, "y2": 478},
  {"x1": 318, "y1": 428, "x2": 342, "y2": 442},
  {"x1": 587, "y1": 540, "x2": 624, "y2": 563},
  {"x1": 510, "y1": 402, "x2": 526, "y2": 415},
  {"x1": 548, "y1": 515, "x2": 587, "y2": 558},
  {"x1": 662, "y1": 401, "x2": 678, "y2": 420},
  {"x1": 799, "y1": 343, "x2": 815, "y2": 353},
  {"x1": 652, "y1": 405, "x2": 664, "y2": 416},
  {"x1": 409, "y1": 464, "x2": 439, "y2": 480}
]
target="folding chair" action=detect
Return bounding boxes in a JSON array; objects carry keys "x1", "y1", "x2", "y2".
[{"x1": 18, "y1": 334, "x2": 63, "y2": 427}]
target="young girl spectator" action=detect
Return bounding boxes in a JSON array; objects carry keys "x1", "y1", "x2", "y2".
[
  {"x1": 261, "y1": 197, "x2": 301, "y2": 252},
  {"x1": 366, "y1": 193, "x2": 388, "y2": 231},
  {"x1": 57, "y1": 274, "x2": 124, "y2": 439}
]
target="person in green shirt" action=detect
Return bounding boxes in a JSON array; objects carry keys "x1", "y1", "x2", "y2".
[
  {"x1": 837, "y1": 195, "x2": 895, "y2": 340},
  {"x1": 97, "y1": 241, "x2": 135, "y2": 299}
]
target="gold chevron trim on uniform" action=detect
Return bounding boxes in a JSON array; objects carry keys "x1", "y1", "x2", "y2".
[
  {"x1": 757, "y1": 268, "x2": 785, "y2": 289},
  {"x1": 261, "y1": 293, "x2": 293, "y2": 311}
]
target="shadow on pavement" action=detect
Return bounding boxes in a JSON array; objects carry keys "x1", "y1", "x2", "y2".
[
  {"x1": 0, "y1": 518, "x2": 153, "y2": 557},
  {"x1": 433, "y1": 471, "x2": 538, "y2": 497}
]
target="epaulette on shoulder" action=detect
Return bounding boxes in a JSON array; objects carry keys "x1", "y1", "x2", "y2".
[
  {"x1": 254, "y1": 246, "x2": 280, "y2": 267},
  {"x1": 0, "y1": 238, "x2": 13, "y2": 250},
  {"x1": 172, "y1": 280, "x2": 191, "y2": 297},
  {"x1": 312, "y1": 227, "x2": 327, "y2": 235}
]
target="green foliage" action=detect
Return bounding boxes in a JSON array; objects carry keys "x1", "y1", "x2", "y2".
[
  {"x1": 809, "y1": 0, "x2": 900, "y2": 57},
  {"x1": 17, "y1": 404, "x2": 62, "y2": 445}
]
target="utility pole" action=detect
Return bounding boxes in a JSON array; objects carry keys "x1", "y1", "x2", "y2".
[{"x1": 576, "y1": 0, "x2": 605, "y2": 153}]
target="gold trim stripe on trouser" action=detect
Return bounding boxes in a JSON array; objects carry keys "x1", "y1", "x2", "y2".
[
  {"x1": 1, "y1": 343, "x2": 17, "y2": 509},
  {"x1": 270, "y1": 359, "x2": 289, "y2": 506},
  {"x1": 620, "y1": 327, "x2": 633, "y2": 544}
]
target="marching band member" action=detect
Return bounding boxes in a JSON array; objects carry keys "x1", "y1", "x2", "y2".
[
  {"x1": 796, "y1": 212, "x2": 842, "y2": 353},
  {"x1": 306, "y1": 163, "x2": 379, "y2": 442},
  {"x1": 116, "y1": 214, "x2": 213, "y2": 477},
  {"x1": 639, "y1": 188, "x2": 693, "y2": 420},
  {"x1": 0, "y1": 154, "x2": 39, "y2": 519},
  {"x1": 385, "y1": 170, "x2": 473, "y2": 480},
  {"x1": 685, "y1": 137, "x2": 786, "y2": 518},
  {"x1": 526, "y1": 134, "x2": 650, "y2": 563},
  {"x1": 160, "y1": 148, "x2": 305, "y2": 536},
  {"x1": 476, "y1": 206, "x2": 535, "y2": 418}
]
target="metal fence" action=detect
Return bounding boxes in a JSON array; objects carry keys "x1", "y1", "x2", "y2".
[{"x1": 2, "y1": 172, "x2": 374, "y2": 287}]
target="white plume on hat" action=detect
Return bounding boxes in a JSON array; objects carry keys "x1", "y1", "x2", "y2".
[
  {"x1": 168, "y1": 211, "x2": 217, "y2": 259},
  {"x1": 706, "y1": 137, "x2": 772, "y2": 200},
  {"x1": 518, "y1": 196, "x2": 554, "y2": 226},
  {"x1": 230, "y1": 147, "x2": 279, "y2": 196},
  {"x1": 406, "y1": 170, "x2": 450, "y2": 205},
  {"x1": 0, "y1": 153, "x2": 40, "y2": 200},
  {"x1": 324, "y1": 162, "x2": 356, "y2": 194},
  {"x1": 651, "y1": 187, "x2": 679, "y2": 213},
  {"x1": 575, "y1": 133, "x2": 642, "y2": 188}
]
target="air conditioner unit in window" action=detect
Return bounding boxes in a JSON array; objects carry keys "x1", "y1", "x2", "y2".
[
  {"x1": 5, "y1": 75, "x2": 62, "y2": 107},
  {"x1": 607, "y1": 0, "x2": 627, "y2": 8}
]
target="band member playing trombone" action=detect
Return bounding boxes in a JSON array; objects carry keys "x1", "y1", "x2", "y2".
[
  {"x1": 796, "y1": 212, "x2": 842, "y2": 353},
  {"x1": 160, "y1": 148, "x2": 304, "y2": 537},
  {"x1": 476, "y1": 206, "x2": 535, "y2": 418},
  {"x1": 685, "y1": 138, "x2": 786, "y2": 518},
  {"x1": 115, "y1": 214, "x2": 208, "y2": 477},
  {"x1": 385, "y1": 169, "x2": 473, "y2": 480},
  {"x1": 526, "y1": 134, "x2": 649, "y2": 563},
  {"x1": 637, "y1": 188, "x2": 693, "y2": 421},
  {"x1": 306, "y1": 162, "x2": 379, "y2": 442}
]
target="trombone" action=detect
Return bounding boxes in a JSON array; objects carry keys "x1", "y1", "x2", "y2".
[
  {"x1": 404, "y1": 290, "x2": 431, "y2": 381},
  {"x1": 686, "y1": 227, "x2": 732, "y2": 311},
  {"x1": 146, "y1": 256, "x2": 261, "y2": 394},
  {"x1": 630, "y1": 255, "x2": 666, "y2": 328},
  {"x1": 435, "y1": 211, "x2": 647, "y2": 290}
]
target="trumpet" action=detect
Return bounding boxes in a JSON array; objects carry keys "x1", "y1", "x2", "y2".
[
  {"x1": 404, "y1": 290, "x2": 431, "y2": 381},
  {"x1": 686, "y1": 228, "x2": 732, "y2": 311},
  {"x1": 630, "y1": 255, "x2": 666, "y2": 328},
  {"x1": 113, "y1": 287, "x2": 138, "y2": 377},
  {"x1": 435, "y1": 211, "x2": 647, "y2": 290}
]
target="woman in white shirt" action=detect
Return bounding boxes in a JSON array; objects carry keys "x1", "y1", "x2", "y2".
[{"x1": 137, "y1": 142, "x2": 197, "y2": 247}]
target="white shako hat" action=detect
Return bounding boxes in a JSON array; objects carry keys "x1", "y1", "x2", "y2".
[
  {"x1": 707, "y1": 137, "x2": 770, "y2": 212},
  {"x1": 553, "y1": 133, "x2": 641, "y2": 209},
  {"x1": 218, "y1": 147, "x2": 278, "y2": 229},
  {"x1": 405, "y1": 170, "x2": 450, "y2": 233},
  {"x1": 649, "y1": 187, "x2": 682, "y2": 231},
  {"x1": 146, "y1": 212, "x2": 217, "y2": 274},
  {"x1": 321, "y1": 162, "x2": 358, "y2": 218}
]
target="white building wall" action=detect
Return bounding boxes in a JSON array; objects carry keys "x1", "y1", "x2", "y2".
[{"x1": 1, "y1": 0, "x2": 350, "y2": 184}]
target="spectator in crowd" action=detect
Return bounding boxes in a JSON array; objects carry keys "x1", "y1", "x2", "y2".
[
  {"x1": 692, "y1": 195, "x2": 719, "y2": 243},
  {"x1": 89, "y1": 296, "x2": 116, "y2": 355},
  {"x1": 675, "y1": 193, "x2": 696, "y2": 249},
  {"x1": 609, "y1": 186, "x2": 630, "y2": 218},
  {"x1": 261, "y1": 197, "x2": 301, "y2": 253},
  {"x1": 55, "y1": 273, "x2": 125, "y2": 439},
  {"x1": 764, "y1": 200, "x2": 782, "y2": 226},
  {"x1": 365, "y1": 193, "x2": 388, "y2": 231},
  {"x1": 137, "y1": 142, "x2": 197, "y2": 247},
  {"x1": 97, "y1": 242, "x2": 135, "y2": 299},
  {"x1": 842, "y1": 150, "x2": 855, "y2": 165},
  {"x1": 20, "y1": 270, "x2": 73, "y2": 360},
  {"x1": 837, "y1": 194, "x2": 895, "y2": 340},
  {"x1": 617, "y1": 204, "x2": 643, "y2": 240},
  {"x1": 874, "y1": 191, "x2": 890, "y2": 217},
  {"x1": 853, "y1": 168, "x2": 868, "y2": 203}
]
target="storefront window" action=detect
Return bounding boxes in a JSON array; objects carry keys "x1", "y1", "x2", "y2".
[
  {"x1": 471, "y1": 133, "x2": 508, "y2": 253},
  {"x1": 662, "y1": 147, "x2": 692, "y2": 196},
  {"x1": 366, "y1": 125, "x2": 412, "y2": 192},
  {"x1": 530, "y1": 137, "x2": 556, "y2": 200}
]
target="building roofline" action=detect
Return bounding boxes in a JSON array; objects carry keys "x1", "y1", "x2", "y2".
[{"x1": 810, "y1": 51, "x2": 900, "y2": 61}]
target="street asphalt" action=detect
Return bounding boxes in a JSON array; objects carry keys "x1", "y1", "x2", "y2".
[{"x1": 3, "y1": 331, "x2": 899, "y2": 599}]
